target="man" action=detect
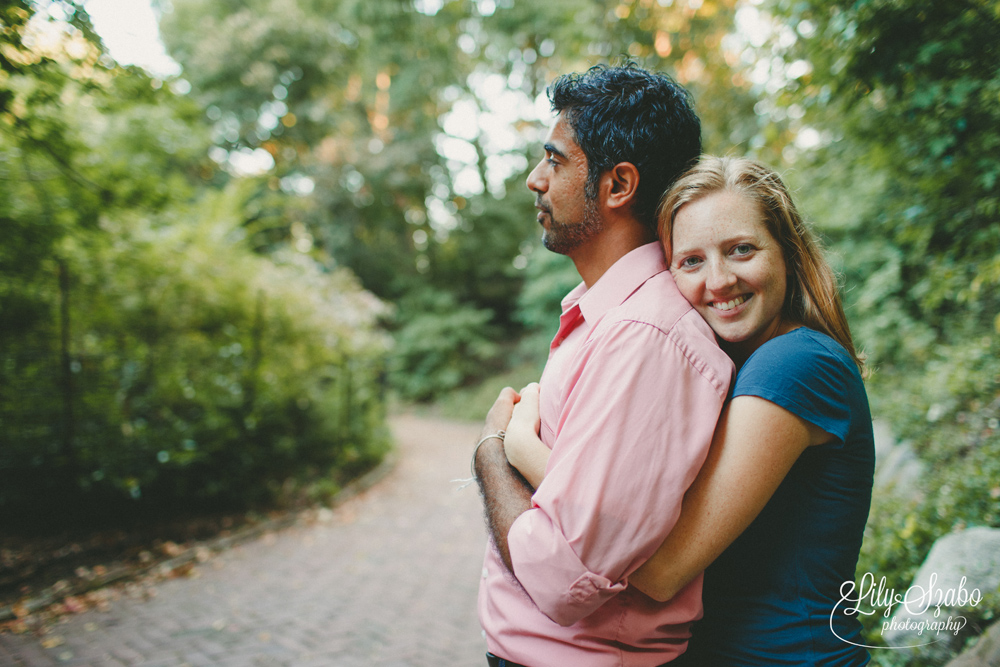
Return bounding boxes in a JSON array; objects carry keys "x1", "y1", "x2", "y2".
[{"x1": 473, "y1": 64, "x2": 734, "y2": 666}]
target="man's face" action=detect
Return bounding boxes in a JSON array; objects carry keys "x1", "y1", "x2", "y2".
[{"x1": 526, "y1": 113, "x2": 603, "y2": 255}]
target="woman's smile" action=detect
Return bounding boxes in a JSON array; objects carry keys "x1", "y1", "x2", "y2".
[
  {"x1": 708, "y1": 294, "x2": 751, "y2": 312},
  {"x1": 670, "y1": 190, "x2": 788, "y2": 358}
]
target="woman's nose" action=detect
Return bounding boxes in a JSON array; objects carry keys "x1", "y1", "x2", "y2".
[{"x1": 706, "y1": 262, "x2": 737, "y2": 292}]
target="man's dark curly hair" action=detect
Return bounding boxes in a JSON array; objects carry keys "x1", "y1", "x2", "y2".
[{"x1": 548, "y1": 63, "x2": 701, "y2": 234}]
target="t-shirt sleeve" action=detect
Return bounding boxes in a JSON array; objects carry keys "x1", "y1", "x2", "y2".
[{"x1": 732, "y1": 331, "x2": 855, "y2": 447}]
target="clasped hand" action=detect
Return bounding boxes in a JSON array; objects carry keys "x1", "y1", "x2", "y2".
[{"x1": 486, "y1": 383, "x2": 550, "y2": 489}]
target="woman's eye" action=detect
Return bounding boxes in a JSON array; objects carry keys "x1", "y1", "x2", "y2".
[
  {"x1": 679, "y1": 256, "x2": 702, "y2": 268},
  {"x1": 732, "y1": 243, "x2": 753, "y2": 256}
]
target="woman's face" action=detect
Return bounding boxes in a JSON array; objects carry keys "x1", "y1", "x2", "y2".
[{"x1": 669, "y1": 190, "x2": 788, "y2": 357}]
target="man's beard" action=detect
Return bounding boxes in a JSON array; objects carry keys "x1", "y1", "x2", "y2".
[{"x1": 540, "y1": 196, "x2": 603, "y2": 255}]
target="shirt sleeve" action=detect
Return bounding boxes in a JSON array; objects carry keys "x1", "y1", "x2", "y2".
[
  {"x1": 733, "y1": 330, "x2": 856, "y2": 447},
  {"x1": 507, "y1": 315, "x2": 730, "y2": 626}
]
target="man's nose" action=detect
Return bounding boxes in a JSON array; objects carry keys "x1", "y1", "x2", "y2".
[{"x1": 526, "y1": 161, "x2": 546, "y2": 193}]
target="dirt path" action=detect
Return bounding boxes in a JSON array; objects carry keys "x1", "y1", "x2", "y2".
[{"x1": 0, "y1": 414, "x2": 490, "y2": 666}]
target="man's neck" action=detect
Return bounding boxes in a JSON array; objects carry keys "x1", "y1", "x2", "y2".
[{"x1": 571, "y1": 223, "x2": 656, "y2": 288}]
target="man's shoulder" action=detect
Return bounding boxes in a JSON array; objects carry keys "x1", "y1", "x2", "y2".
[
  {"x1": 593, "y1": 271, "x2": 733, "y2": 394},
  {"x1": 605, "y1": 269, "x2": 701, "y2": 333}
]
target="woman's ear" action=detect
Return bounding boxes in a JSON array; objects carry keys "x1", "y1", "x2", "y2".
[{"x1": 604, "y1": 162, "x2": 640, "y2": 210}]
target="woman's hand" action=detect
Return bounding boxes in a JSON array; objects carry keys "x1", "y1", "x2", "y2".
[{"x1": 503, "y1": 383, "x2": 550, "y2": 489}]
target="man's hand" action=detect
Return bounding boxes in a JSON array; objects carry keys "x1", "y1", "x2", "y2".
[
  {"x1": 475, "y1": 387, "x2": 534, "y2": 573},
  {"x1": 480, "y1": 386, "x2": 520, "y2": 439}
]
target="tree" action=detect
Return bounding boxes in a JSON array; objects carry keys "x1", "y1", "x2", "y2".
[
  {"x1": 159, "y1": 0, "x2": 762, "y2": 395},
  {"x1": 0, "y1": 2, "x2": 390, "y2": 531},
  {"x1": 765, "y1": 0, "x2": 1000, "y2": 364},
  {"x1": 758, "y1": 1, "x2": 1000, "y2": 657}
]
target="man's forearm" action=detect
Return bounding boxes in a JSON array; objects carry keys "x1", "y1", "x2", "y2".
[{"x1": 475, "y1": 438, "x2": 534, "y2": 572}]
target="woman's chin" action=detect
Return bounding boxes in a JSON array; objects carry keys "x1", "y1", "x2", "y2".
[{"x1": 707, "y1": 322, "x2": 749, "y2": 345}]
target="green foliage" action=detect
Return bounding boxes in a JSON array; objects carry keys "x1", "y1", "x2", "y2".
[
  {"x1": 7, "y1": 13, "x2": 995, "y2": 652},
  {"x1": 0, "y1": 184, "x2": 391, "y2": 528},
  {"x1": 770, "y1": 0, "x2": 1000, "y2": 369},
  {"x1": 160, "y1": 0, "x2": 473, "y2": 299},
  {"x1": 760, "y1": 2, "x2": 1000, "y2": 658},
  {"x1": 93, "y1": 189, "x2": 388, "y2": 498},
  {"x1": 433, "y1": 360, "x2": 546, "y2": 422},
  {"x1": 865, "y1": 337, "x2": 1000, "y2": 584},
  {"x1": 388, "y1": 288, "x2": 501, "y2": 402},
  {"x1": 0, "y1": 4, "x2": 389, "y2": 531},
  {"x1": 158, "y1": 0, "x2": 759, "y2": 400},
  {"x1": 515, "y1": 248, "x2": 580, "y2": 334}
]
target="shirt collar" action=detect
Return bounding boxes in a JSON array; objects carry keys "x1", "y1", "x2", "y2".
[{"x1": 560, "y1": 242, "x2": 668, "y2": 324}]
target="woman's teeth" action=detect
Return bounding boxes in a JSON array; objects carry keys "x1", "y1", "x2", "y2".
[{"x1": 711, "y1": 295, "x2": 748, "y2": 311}]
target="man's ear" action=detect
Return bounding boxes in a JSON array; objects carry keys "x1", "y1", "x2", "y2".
[{"x1": 603, "y1": 162, "x2": 640, "y2": 210}]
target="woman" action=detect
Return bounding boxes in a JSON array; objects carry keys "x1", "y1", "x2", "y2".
[{"x1": 504, "y1": 156, "x2": 874, "y2": 665}]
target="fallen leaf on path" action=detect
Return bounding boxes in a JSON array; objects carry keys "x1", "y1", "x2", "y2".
[
  {"x1": 160, "y1": 541, "x2": 184, "y2": 557},
  {"x1": 62, "y1": 597, "x2": 86, "y2": 613}
]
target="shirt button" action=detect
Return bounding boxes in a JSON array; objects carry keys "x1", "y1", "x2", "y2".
[{"x1": 482, "y1": 567, "x2": 489, "y2": 579}]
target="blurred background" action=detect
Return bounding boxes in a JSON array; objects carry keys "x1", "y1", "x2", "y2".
[{"x1": 1, "y1": 0, "x2": 998, "y2": 660}]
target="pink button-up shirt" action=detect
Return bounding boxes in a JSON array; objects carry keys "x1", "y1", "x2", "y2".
[{"x1": 478, "y1": 243, "x2": 733, "y2": 666}]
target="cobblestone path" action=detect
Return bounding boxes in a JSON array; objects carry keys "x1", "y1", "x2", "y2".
[{"x1": 0, "y1": 415, "x2": 490, "y2": 666}]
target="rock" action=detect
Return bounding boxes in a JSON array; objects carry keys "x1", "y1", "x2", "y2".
[
  {"x1": 872, "y1": 419, "x2": 896, "y2": 463},
  {"x1": 871, "y1": 419, "x2": 924, "y2": 492},
  {"x1": 873, "y1": 439, "x2": 925, "y2": 492},
  {"x1": 944, "y1": 619, "x2": 1000, "y2": 666},
  {"x1": 883, "y1": 527, "x2": 1000, "y2": 663}
]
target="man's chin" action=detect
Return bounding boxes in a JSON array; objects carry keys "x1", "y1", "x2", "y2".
[{"x1": 541, "y1": 232, "x2": 573, "y2": 255}]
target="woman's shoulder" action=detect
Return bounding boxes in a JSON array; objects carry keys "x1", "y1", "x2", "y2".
[
  {"x1": 742, "y1": 327, "x2": 856, "y2": 378},
  {"x1": 734, "y1": 327, "x2": 864, "y2": 406},
  {"x1": 735, "y1": 328, "x2": 871, "y2": 447}
]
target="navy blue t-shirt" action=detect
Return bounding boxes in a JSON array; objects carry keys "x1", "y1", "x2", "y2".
[{"x1": 679, "y1": 327, "x2": 874, "y2": 666}]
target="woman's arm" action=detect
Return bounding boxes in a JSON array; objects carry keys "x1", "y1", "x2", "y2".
[
  {"x1": 502, "y1": 384, "x2": 834, "y2": 601},
  {"x1": 628, "y1": 394, "x2": 833, "y2": 602},
  {"x1": 502, "y1": 383, "x2": 550, "y2": 489}
]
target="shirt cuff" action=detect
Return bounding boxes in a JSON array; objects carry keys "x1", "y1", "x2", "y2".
[{"x1": 508, "y1": 509, "x2": 627, "y2": 626}]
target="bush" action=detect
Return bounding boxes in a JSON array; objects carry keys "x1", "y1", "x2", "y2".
[
  {"x1": 514, "y1": 248, "x2": 581, "y2": 336},
  {"x1": 0, "y1": 186, "x2": 391, "y2": 532},
  {"x1": 856, "y1": 335, "x2": 1000, "y2": 661},
  {"x1": 387, "y1": 288, "x2": 501, "y2": 402}
]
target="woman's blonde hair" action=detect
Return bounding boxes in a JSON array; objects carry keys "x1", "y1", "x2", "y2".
[{"x1": 658, "y1": 155, "x2": 863, "y2": 371}]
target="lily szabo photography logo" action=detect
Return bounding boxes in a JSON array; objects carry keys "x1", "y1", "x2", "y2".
[{"x1": 830, "y1": 572, "x2": 984, "y2": 649}]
